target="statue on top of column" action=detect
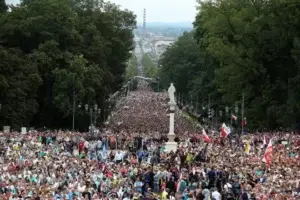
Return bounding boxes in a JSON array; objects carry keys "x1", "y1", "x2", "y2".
[{"x1": 168, "y1": 83, "x2": 176, "y2": 103}]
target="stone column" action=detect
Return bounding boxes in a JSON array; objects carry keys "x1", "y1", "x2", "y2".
[
  {"x1": 165, "y1": 100, "x2": 178, "y2": 152},
  {"x1": 169, "y1": 105, "x2": 175, "y2": 134}
]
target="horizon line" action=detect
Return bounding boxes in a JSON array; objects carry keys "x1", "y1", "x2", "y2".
[{"x1": 137, "y1": 21, "x2": 192, "y2": 23}]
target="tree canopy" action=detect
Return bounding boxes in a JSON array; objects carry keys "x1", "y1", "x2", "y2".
[
  {"x1": 0, "y1": 0, "x2": 7, "y2": 13},
  {"x1": 0, "y1": 0, "x2": 136, "y2": 130},
  {"x1": 142, "y1": 53, "x2": 157, "y2": 78},
  {"x1": 124, "y1": 55, "x2": 138, "y2": 80},
  {"x1": 159, "y1": 0, "x2": 300, "y2": 130}
]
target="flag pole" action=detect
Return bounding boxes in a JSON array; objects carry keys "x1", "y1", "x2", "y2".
[
  {"x1": 208, "y1": 93, "x2": 212, "y2": 127},
  {"x1": 241, "y1": 93, "x2": 245, "y2": 135},
  {"x1": 196, "y1": 94, "x2": 199, "y2": 114}
]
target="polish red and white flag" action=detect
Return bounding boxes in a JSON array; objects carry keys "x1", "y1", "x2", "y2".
[
  {"x1": 231, "y1": 114, "x2": 237, "y2": 120},
  {"x1": 220, "y1": 123, "x2": 231, "y2": 138},
  {"x1": 202, "y1": 129, "x2": 211, "y2": 143},
  {"x1": 262, "y1": 139, "x2": 273, "y2": 166}
]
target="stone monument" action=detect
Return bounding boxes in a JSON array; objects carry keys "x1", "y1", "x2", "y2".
[{"x1": 165, "y1": 83, "x2": 178, "y2": 152}]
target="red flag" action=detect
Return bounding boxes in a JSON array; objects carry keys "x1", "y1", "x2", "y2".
[
  {"x1": 262, "y1": 139, "x2": 273, "y2": 166},
  {"x1": 241, "y1": 117, "x2": 247, "y2": 126},
  {"x1": 202, "y1": 129, "x2": 211, "y2": 143},
  {"x1": 231, "y1": 114, "x2": 237, "y2": 120},
  {"x1": 220, "y1": 123, "x2": 230, "y2": 138}
]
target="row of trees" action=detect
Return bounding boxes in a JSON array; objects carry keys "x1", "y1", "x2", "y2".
[
  {"x1": 159, "y1": 0, "x2": 300, "y2": 130},
  {"x1": 142, "y1": 53, "x2": 157, "y2": 78},
  {"x1": 0, "y1": 0, "x2": 136, "y2": 129},
  {"x1": 124, "y1": 55, "x2": 138, "y2": 81}
]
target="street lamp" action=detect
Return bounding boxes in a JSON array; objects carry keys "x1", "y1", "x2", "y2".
[
  {"x1": 219, "y1": 110, "x2": 223, "y2": 126},
  {"x1": 225, "y1": 106, "x2": 229, "y2": 114},
  {"x1": 84, "y1": 104, "x2": 101, "y2": 134},
  {"x1": 211, "y1": 109, "x2": 215, "y2": 128},
  {"x1": 72, "y1": 89, "x2": 82, "y2": 131},
  {"x1": 103, "y1": 104, "x2": 111, "y2": 122},
  {"x1": 235, "y1": 104, "x2": 239, "y2": 126},
  {"x1": 235, "y1": 105, "x2": 239, "y2": 113}
]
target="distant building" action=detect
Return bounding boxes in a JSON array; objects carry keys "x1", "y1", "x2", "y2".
[{"x1": 154, "y1": 40, "x2": 175, "y2": 58}]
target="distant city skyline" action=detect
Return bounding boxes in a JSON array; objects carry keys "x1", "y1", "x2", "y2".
[{"x1": 5, "y1": 0, "x2": 198, "y2": 23}]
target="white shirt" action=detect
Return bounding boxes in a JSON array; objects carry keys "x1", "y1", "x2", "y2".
[
  {"x1": 212, "y1": 191, "x2": 221, "y2": 200},
  {"x1": 84, "y1": 141, "x2": 89, "y2": 148},
  {"x1": 224, "y1": 182, "x2": 232, "y2": 193},
  {"x1": 115, "y1": 153, "x2": 123, "y2": 161}
]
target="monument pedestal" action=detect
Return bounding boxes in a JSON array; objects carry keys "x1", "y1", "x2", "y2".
[
  {"x1": 165, "y1": 133, "x2": 178, "y2": 152},
  {"x1": 164, "y1": 99, "x2": 178, "y2": 152}
]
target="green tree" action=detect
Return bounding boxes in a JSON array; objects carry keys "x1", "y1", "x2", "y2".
[
  {"x1": 125, "y1": 55, "x2": 138, "y2": 80},
  {"x1": 159, "y1": 32, "x2": 219, "y2": 106},
  {"x1": 0, "y1": 0, "x2": 136, "y2": 129},
  {"x1": 142, "y1": 53, "x2": 157, "y2": 78},
  {"x1": 0, "y1": 46, "x2": 41, "y2": 127},
  {"x1": 193, "y1": 0, "x2": 300, "y2": 129},
  {"x1": 160, "y1": 0, "x2": 300, "y2": 130},
  {"x1": 0, "y1": 0, "x2": 7, "y2": 13}
]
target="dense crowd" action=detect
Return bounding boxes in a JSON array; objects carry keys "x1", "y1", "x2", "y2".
[
  {"x1": 0, "y1": 90, "x2": 299, "y2": 200},
  {"x1": 107, "y1": 91, "x2": 198, "y2": 135}
]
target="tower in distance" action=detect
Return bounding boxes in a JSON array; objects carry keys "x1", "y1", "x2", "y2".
[{"x1": 143, "y1": 8, "x2": 147, "y2": 38}]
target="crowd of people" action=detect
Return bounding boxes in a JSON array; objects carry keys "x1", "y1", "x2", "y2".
[
  {"x1": 107, "y1": 91, "x2": 198, "y2": 135},
  {"x1": 0, "y1": 89, "x2": 299, "y2": 200}
]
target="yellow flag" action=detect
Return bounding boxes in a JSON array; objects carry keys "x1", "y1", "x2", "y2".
[{"x1": 244, "y1": 142, "x2": 251, "y2": 154}]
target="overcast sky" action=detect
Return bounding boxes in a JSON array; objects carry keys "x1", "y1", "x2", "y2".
[
  {"x1": 6, "y1": 0, "x2": 198, "y2": 23},
  {"x1": 110, "y1": 0, "x2": 198, "y2": 23}
]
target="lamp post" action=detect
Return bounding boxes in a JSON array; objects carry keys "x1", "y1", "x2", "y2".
[
  {"x1": 84, "y1": 104, "x2": 101, "y2": 134},
  {"x1": 225, "y1": 106, "x2": 229, "y2": 114},
  {"x1": 225, "y1": 106, "x2": 229, "y2": 123},
  {"x1": 190, "y1": 105, "x2": 194, "y2": 114},
  {"x1": 208, "y1": 94, "x2": 211, "y2": 111},
  {"x1": 202, "y1": 105, "x2": 205, "y2": 122},
  {"x1": 93, "y1": 104, "x2": 101, "y2": 125},
  {"x1": 241, "y1": 93, "x2": 245, "y2": 135},
  {"x1": 72, "y1": 89, "x2": 82, "y2": 131},
  {"x1": 219, "y1": 110, "x2": 223, "y2": 125},
  {"x1": 104, "y1": 104, "x2": 111, "y2": 123},
  {"x1": 195, "y1": 95, "x2": 199, "y2": 116},
  {"x1": 235, "y1": 104, "x2": 239, "y2": 131},
  {"x1": 211, "y1": 109, "x2": 214, "y2": 127},
  {"x1": 235, "y1": 105, "x2": 239, "y2": 116}
]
